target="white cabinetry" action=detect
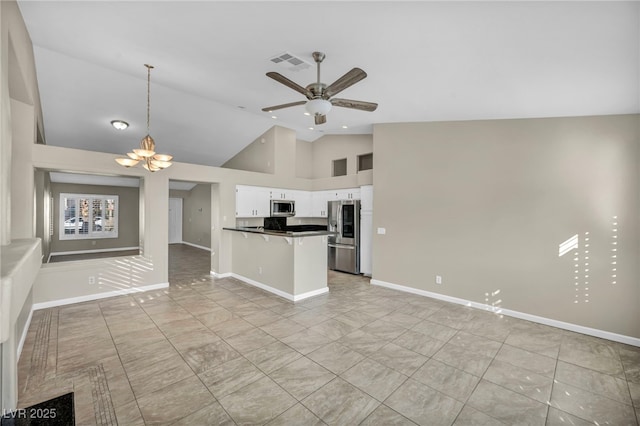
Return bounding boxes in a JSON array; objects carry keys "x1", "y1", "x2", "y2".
[
  {"x1": 292, "y1": 190, "x2": 312, "y2": 217},
  {"x1": 335, "y1": 188, "x2": 361, "y2": 200},
  {"x1": 311, "y1": 190, "x2": 333, "y2": 218},
  {"x1": 269, "y1": 189, "x2": 294, "y2": 200},
  {"x1": 236, "y1": 185, "x2": 270, "y2": 217}
]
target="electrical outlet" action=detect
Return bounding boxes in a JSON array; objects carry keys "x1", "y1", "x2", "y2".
[
  {"x1": 377, "y1": 227, "x2": 386, "y2": 235},
  {"x1": 88, "y1": 276, "x2": 96, "y2": 285},
  {"x1": 436, "y1": 275, "x2": 442, "y2": 285}
]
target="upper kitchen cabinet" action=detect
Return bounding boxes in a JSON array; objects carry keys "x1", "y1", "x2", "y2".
[
  {"x1": 236, "y1": 185, "x2": 270, "y2": 217},
  {"x1": 311, "y1": 190, "x2": 333, "y2": 218},
  {"x1": 269, "y1": 189, "x2": 294, "y2": 200},
  {"x1": 335, "y1": 188, "x2": 361, "y2": 201},
  {"x1": 291, "y1": 190, "x2": 312, "y2": 217}
]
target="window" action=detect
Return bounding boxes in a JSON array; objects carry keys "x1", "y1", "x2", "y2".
[{"x1": 59, "y1": 193, "x2": 118, "y2": 240}]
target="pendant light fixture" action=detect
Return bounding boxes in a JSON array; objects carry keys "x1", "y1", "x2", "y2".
[{"x1": 116, "y1": 64, "x2": 172, "y2": 172}]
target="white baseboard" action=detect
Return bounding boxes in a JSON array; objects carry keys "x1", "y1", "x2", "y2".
[
  {"x1": 16, "y1": 308, "x2": 34, "y2": 359},
  {"x1": 211, "y1": 271, "x2": 232, "y2": 278},
  {"x1": 371, "y1": 278, "x2": 640, "y2": 348},
  {"x1": 229, "y1": 273, "x2": 329, "y2": 302},
  {"x1": 49, "y1": 246, "x2": 140, "y2": 257},
  {"x1": 181, "y1": 241, "x2": 211, "y2": 252},
  {"x1": 32, "y1": 282, "x2": 170, "y2": 310}
]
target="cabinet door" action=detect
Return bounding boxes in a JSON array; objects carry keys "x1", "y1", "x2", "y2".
[
  {"x1": 236, "y1": 186, "x2": 270, "y2": 217},
  {"x1": 292, "y1": 190, "x2": 312, "y2": 217},
  {"x1": 360, "y1": 211, "x2": 373, "y2": 275},
  {"x1": 335, "y1": 188, "x2": 361, "y2": 200},
  {"x1": 236, "y1": 186, "x2": 254, "y2": 217},
  {"x1": 311, "y1": 191, "x2": 331, "y2": 217}
]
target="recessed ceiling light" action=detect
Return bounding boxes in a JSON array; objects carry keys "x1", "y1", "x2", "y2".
[
  {"x1": 110, "y1": 120, "x2": 129, "y2": 130},
  {"x1": 303, "y1": 112, "x2": 311, "y2": 116},
  {"x1": 341, "y1": 125, "x2": 348, "y2": 129},
  {"x1": 271, "y1": 115, "x2": 277, "y2": 119},
  {"x1": 237, "y1": 106, "x2": 246, "y2": 109},
  {"x1": 308, "y1": 127, "x2": 314, "y2": 130}
]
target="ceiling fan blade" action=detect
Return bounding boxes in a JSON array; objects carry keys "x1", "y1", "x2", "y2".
[
  {"x1": 315, "y1": 114, "x2": 327, "y2": 125},
  {"x1": 330, "y1": 98, "x2": 378, "y2": 112},
  {"x1": 323, "y1": 68, "x2": 367, "y2": 98},
  {"x1": 262, "y1": 100, "x2": 307, "y2": 112},
  {"x1": 266, "y1": 72, "x2": 311, "y2": 98}
]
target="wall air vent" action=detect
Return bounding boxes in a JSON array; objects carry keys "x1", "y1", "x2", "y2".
[{"x1": 269, "y1": 52, "x2": 312, "y2": 72}]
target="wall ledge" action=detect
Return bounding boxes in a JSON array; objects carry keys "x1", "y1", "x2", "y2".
[{"x1": 370, "y1": 278, "x2": 640, "y2": 348}]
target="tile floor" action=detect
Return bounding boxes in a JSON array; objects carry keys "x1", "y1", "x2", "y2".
[{"x1": 17, "y1": 244, "x2": 640, "y2": 425}]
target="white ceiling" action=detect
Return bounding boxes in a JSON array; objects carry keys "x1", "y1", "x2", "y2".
[{"x1": 18, "y1": 1, "x2": 640, "y2": 168}]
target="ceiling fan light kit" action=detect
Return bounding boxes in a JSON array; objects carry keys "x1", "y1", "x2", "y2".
[
  {"x1": 262, "y1": 51, "x2": 378, "y2": 125},
  {"x1": 115, "y1": 64, "x2": 173, "y2": 172}
]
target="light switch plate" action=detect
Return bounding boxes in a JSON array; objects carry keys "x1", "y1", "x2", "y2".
[{"x1": 377, "y1": 227, "x2": 386, "y2": 235}]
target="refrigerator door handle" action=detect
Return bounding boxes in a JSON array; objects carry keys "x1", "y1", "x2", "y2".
[
  {"x1": 337, "y1": 204, "x2": 343, "y2": 238},
  {"x1": 328, "y1": 244, "x2": 355, "y2": 249}
]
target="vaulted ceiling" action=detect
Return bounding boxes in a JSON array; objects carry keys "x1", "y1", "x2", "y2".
[{"x1": 17, "y1": 1, "x2": 640, "y2": 167}]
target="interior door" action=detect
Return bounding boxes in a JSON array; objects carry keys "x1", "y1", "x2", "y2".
[{"x1": 168, "y1": 198, "x2": 183, "y2": 244}]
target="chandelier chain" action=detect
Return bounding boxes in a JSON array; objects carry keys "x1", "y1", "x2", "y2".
[{"x1": 145, "y1": 64, "x2": 154, "y2": 133}]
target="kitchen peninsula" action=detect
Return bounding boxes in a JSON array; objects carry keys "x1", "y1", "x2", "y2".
[{"x1": 223, "y1": 226, "x2": 334, "y2": 301}]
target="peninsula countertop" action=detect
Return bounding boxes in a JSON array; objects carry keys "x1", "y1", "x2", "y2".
[{"x1": 223, "y1": 226, "x2": 336, "y2": 238}]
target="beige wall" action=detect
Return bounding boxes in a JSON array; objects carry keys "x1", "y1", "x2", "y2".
[
  {"x1": 34, "y1": 169, "x2": 51, "y2": 260},
  {"x1": 373, "y1": 115, "x2": 640, "y2": 338},
  {"x1": 296, "y1": 140, "x2": 313, "y2": 179},
  {"x1": 182, "y1": 183, "x2": 211, "y2": 249},
  {"x1": 49, "y1": 182, "x2": 140, "y2": 254},
  {"x1": 311, "y1": 134, "x2": 373, "y2": 179},
  {"x1": 221, "y1": 126, "x2": 276, "y2": 174}
]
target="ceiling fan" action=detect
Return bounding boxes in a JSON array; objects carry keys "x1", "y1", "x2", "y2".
[{"x1": 262, "y1": 52, "x2": 378, "y2": 125}]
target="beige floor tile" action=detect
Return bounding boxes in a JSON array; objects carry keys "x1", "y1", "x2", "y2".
[
  {"x1": 385, "y1": 378, "x2": 463, "y2": 426},
  {"x1": 266, "y1": 403, "x2": 325, "y2": 426},
  {"x1": 303, "y1": 377, "x2": 380, "y2": 425},
  {"x1": 307, "y1": 341, "x2": 365, "y2": 374},
  {"x1": 225, "y1": 327, "x2": 277, "y2": 353},
  {"x1": 125, "y1": 353, "x2": 194, "y2": 398},
  {"x1": 369, "y1": 342, "x2": 428, "y2": 376},
  {"x1": 558, "y1": 345, "x2": 626, "y2": 379},
  {"x1": 338, "y1": 329, "x2": 388, "y2": 356},
  {"x1": 494, "y1": 344, "x2": 556, "y2": 378},
  {"x1": 545, "y1": 407, "x2": 596, "y2": 426},
  {"x1": 137, "y1": 375, "x2": 216, "y2": 424},
  {"x1": 342, "y1": 358, "x2": 408, "y2": 401},
  {"x1": 555, "y1": 360, "x2": 631, "y2": 404},
  {"x1": 218, "y1": 376, "x2": 297, "y2": 425},
  {"x1": 411, "y1": 319, "x2": 458, "y2": 341},
  {"x1": 360, "y1": 404, "x2": 418, "y2": 425},
  {"x1": 199, "y1": 357, "x2": 266, "y2": 399},
  {"x1": 412, "y1": 359, "x2": 480, "y2": 402},
  {"x1": 245, "y1": 341, "x2": 302, "y2": 374},
  {"x1": 361, "y1": 318, "x2": 408, "y2": 340},
  {"x1": 433, "y1": 342, "x2": 494, "y2": 376},
  {"x1": 260, "y1": 318, "x2": 306, "y2": 339},
  {"x1": 483, "y1": 359, "x2": 553, "y2": 403},
  {"x1": 550, "y1": 381, "x2": 637, "y2": 425},
  {"x1": 270, "y1": 356, "x2": 335, "y2": 400},
  {"x1": 467, "y1": 380, "x2": 548, "y2": 426},
  {"x1": 180, "y1": 340, "x2": 241, "y2": 374},
  {"x1": 171, "y1": 401, "x2": 235, "y2": 426},
  {"x1": 452, "y1": 405, "x2": 505, "y2": 425},
  {"x1": 393, "y1": 329, "x2": 446, "y2": 356},
  {"x1": 309, "y1": 318, "x2": 358, "y2": 340},
  {"x1": 281, "y1": 328, "x2": 334, "y2": 355}
]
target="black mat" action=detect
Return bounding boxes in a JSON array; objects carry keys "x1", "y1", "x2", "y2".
[{"x1": 1, "y1": 393, "x2": 74, "y2": 426}]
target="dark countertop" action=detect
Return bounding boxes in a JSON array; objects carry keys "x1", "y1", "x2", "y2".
[{"x1": 223, "y1": 227, "x2": 336, "y2": 238}]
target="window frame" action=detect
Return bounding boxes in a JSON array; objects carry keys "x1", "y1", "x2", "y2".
[{"x1": 59, "y1": 193, "x2": 119, "y2": 240}]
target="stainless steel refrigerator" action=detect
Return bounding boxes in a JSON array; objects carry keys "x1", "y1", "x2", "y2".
[{"x1": 328, "y1": 199, "x2": 361, "y2": 274}]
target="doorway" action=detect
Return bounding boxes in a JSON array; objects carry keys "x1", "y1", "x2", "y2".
[{"x1": 168, "y1": 197, "x2": 183, "y2": 244}]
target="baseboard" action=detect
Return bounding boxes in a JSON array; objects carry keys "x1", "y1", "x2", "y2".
[
  {"x1": 211, "y1": 271, "x2": 232, "y2": 278},
  {"x1": 17, "y1": 308, "x2": 34, "y2": 359},
  {"x1": 32, "y1": 282, "x2": 170, "y2": 310},
  {"x1": 229, "y1": 273, "x2": 329, "y2": 302},
  {"x1": 181, "y1": 241, "x2": 211, "y2": 252},
  {"x1": 370, "y1": 278, "x2": 640, "y2": 347},
  {"x1": 49, "y1": 246, "x2": 140, "y2": 257}
]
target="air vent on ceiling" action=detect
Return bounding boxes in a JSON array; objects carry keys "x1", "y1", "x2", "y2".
[{"x1": 269, "y1": 51, "x2": 312, "y2": 72}]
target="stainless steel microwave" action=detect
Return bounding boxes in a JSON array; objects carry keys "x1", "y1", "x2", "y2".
[{"x1": 270, "y1": 199, "x2": 295, "y2": 217}]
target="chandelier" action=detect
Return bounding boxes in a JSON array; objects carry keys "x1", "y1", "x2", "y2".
[{"x1": 115, "y1": 64, "x2": 172, "y2": 172}]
